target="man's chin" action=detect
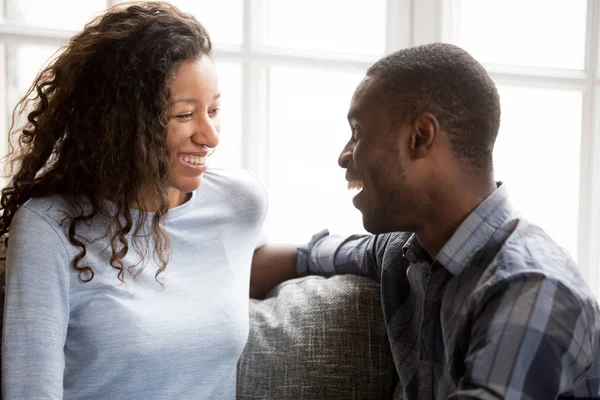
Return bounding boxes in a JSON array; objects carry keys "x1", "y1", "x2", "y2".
[
  {"x1": 361, "y1": 213, "x2": 384, "y2": 234},
  {"x1": 362, "y1": 212, "x2": 406, "y2": 234}
]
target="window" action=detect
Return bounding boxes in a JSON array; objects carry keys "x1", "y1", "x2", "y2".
[
  {"x1": 493, "y1": 86, "x2": 582, "y2": 259},
  {"x1": 1, "y1": 0, "x2": 598, "y2": 296},
  {"x1": 262, "y1": 0, "x2": 386, "y2": 56},
  {"x1": 456, "y1": 0, "x2": 587, "y2": 69},
  {"x1": 266, "y1": 66, "x2": 365, "y2": 242},
  {"x1": 439, "y1": 0, "x2": 600, "y2": 297}
]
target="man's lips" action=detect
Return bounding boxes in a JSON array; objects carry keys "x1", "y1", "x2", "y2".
[
  {"x1": 348, "y1": 180, "x2": 363, "y2": 190},
  {"x1": 345, "y1": 172, "x2": 364, "y2": 191},
  {"x1": 345, "y1": 170, "x2": 361, "y2": 182}
]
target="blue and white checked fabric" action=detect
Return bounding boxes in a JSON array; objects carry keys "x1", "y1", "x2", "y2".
[{"x1": 299, "y1": 185, "x2": 600, "y2": 399}]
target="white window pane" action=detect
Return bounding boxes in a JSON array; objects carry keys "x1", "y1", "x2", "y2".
[
  {"x1": 457, "y1": 0, "x2": 586, "y2": 70},
  {"x1": 164, "y1": 0, "x2": 243, "y2": 45},
  {"x1": 494, "y1": 86, "x2": 582, "y2": 259},
  {"x1": 3, "y1": 44, "x2": 60, "y2": 188},
  {"x1": 267, "y1": 66, "x2": 366, "y2": 243},
  {"x1": 6, "y1": 0, "x2": 106, "y2": 31},
  {"x1": 13, "y1": 45, "x2": 58, "y2": 98},
  {"x1": 0, "y1": 44, "x2": 7, "y2": 166},
  {"x1": 7, "y1": 44, "x2": 60, "y2": 129},
  {"x1": 264, "y1": 0, "x2": 386, "y2": 56},
  {"x1": 210, "y1": 62, "x2": 243, "y2": 170}
]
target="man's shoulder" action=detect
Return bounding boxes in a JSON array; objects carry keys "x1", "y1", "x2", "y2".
[
  {"x1": 489, "y1": 217, "x2": 577, "y2": 278},
  {"x1": 479, "y1": 216, "x2": 596, "y2": 307}
]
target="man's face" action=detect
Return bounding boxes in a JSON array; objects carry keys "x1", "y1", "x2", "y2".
[{"x1": 339, "y1": 75, "x2": 423, "y2": 234}]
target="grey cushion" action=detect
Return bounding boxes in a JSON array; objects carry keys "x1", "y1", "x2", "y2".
[{"x1": 237, "y1": 275, "x2": 395, "y2": 400}]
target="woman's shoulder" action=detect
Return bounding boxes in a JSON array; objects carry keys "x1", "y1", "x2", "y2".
[
  {"x1": 203, "y1": 169, "x2": 267, "y2": 200},
  {"x1": 16, "y1": 194, "x2": 72, "y2": 224},
  {"x1": 8, "y1": 195, "x2": 76, "y2": 254},
  {"x1": 199, "y1": 168, "x2": 268, "y2": 217},
  {"x1": 204, "y1": 168, "x2": 264, "y2": 189},
  {"x1": 12, "y1": 194, "x2": 96, "y2": 240}
]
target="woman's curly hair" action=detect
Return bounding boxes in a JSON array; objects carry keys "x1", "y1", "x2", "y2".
[{"x1": 0, "y1": 1, "x2": 212, "y2": 283}]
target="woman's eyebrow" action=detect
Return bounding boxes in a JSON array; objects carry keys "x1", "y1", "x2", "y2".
[{"x1": 171, "y1": 93, "x2": 221, "y2": 104}]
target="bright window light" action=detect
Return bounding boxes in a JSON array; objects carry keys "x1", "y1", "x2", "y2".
[
  {"x1": 164, "y1": 0, "x2": 243, "y2": 46},
  {"x1": 264, "y1": 0, "x2": 386, "y2": 56},
  {"x1": 494, "y1": 86, "x2": 582, "y2": 259},
  {"x1": 266, "y1": 66, "x2": 367, "y2": 242},
  {"x1": 211, "y1": 62, "x2": 243, "y2": 170},
  {"x1": 6, "y1": 0, "x2": 106, "y2": 31},
  {"x1": 458, "y1": 0, "x2": 587, "y2": 70}
]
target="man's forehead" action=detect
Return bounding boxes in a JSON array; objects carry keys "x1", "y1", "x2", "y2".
[{"x1": 348, "y1": 75, "x2": 383, "y2": 119}]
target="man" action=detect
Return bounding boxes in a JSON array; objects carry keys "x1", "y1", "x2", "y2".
[{"x1": 296, "y1": 43, "x2": 600, "y2": 399}]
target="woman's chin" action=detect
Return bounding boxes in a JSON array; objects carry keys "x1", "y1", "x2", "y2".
[
  {"x1": 174, "y1": 173, "x2": 204, "y2": 189},
  {"x1": 167, "y1": 175, "x2": 203, "y2": 204}
]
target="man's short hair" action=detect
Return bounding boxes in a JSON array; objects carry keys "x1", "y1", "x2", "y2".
[{"x1": 367, "y1": 43, "x2": 501, "y2": 171}]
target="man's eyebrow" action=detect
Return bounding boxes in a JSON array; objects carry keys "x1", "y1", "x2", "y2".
[
  {"x1": 347, "y1": 108, "x2": 357, "y2": 121},
  {"x1": 171, "y1": 93, "x2": 221, "y2": 104}
]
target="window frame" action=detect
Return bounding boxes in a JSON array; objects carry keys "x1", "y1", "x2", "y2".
[{"x1": 0, "y1": 0, "x2": 597, "y2": 295}]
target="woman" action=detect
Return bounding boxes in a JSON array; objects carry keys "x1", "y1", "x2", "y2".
[{"x1": 1, "y1": 2, "x2": 297, "y2": 398}]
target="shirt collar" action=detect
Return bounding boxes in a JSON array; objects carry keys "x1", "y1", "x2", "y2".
[{"x1": 402, "y1": 183, "x2": 513, "y2": 275}]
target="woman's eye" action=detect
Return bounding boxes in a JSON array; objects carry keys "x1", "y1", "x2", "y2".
[
  {"x1": 209, "y1": 107, "x2": 221, "y2": 116},
  {"x1": 176, "y1": 112, "x2": 193, "y2": 120}
]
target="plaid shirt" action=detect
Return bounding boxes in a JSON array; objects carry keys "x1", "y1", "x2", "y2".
[{"x1": 299, "y1": 185, "x2": 600, "y2": 399}]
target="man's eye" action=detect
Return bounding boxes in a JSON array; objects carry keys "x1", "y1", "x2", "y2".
[{"x1": 209, "y1": 107, "x2": 221, "y2": 116}]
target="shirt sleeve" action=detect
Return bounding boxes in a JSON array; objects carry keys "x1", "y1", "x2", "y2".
[
  {"x1": 2, "y1": 206, "x2": 71, "y2": 399},
  {"x1": 296, "y1": 229, "x2": 390, "y2": 282},
  {"x1": 448, "y1": 272, "x2": 599, "y2": 399}
]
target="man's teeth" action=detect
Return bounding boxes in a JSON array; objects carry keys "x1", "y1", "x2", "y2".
[
  {"x1": 347, "y1": 180, "x2": 364, "y2": 191},
  {"x1": 180, "y1": 156, "x2": 206, "y2": 165}
]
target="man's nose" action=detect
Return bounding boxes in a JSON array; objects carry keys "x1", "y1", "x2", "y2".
[{"x1": 338, "y1": 142, "x2": 353, "y2": 169}]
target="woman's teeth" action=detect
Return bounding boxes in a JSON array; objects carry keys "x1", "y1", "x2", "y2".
[
  {"x1": 347, "y1": 180, "x2": 364, "y2": 191},
  {"x1": 180, "y1": 156, "x2": 206, "y2": 165}
]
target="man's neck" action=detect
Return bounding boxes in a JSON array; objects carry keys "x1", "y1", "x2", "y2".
[{"x1": 416, "y1": 178, "x2": 497, "y2": 260}]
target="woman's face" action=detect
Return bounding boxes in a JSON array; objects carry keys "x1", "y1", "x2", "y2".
[{"x1": 165, "y1": 56, "x2": 220, "y2": 207}]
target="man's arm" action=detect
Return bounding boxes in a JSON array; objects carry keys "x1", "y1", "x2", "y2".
[
  {"x1": 297, "y1": 229, "x2": 384, "y2": 281},
  {"x1": 249, "y1": 243, "x2": 298, "y2": 299},
  {"x1": 249, "y1": 230, "x2": 382, "y2": 299},
  {"x1": 448, "y1": 273, "x2": 599, "y2": 399}
]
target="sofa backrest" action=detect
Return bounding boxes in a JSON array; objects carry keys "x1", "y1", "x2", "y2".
[{"x1": 238, "y1": 275, "x2": 395, "y2": 400}]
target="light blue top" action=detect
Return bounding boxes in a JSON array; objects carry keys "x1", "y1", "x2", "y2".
[{"x1": 2, "y1": 169, "x2": 268, "y2": 399}]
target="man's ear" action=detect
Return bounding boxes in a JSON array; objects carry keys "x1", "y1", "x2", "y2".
[{"x1": 409, "y1": 112, "x2": 439, "y2": 159}]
